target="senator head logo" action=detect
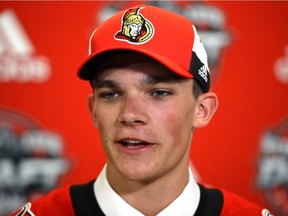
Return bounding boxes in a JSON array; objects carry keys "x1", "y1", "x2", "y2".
[{"x1": 114, "y1": 7, "x2": 154, "y2": 44}]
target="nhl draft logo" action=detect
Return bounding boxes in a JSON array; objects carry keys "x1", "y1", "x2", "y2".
[
  {"x1": 256, "y1": 117, "x2": 288, "y2": 216},
  {"x1": 115, "y1": 7, "x2": 154, "y2": 44},
  {"x1": 0, "y1": 109, "x2": 69, "y2": 215}
]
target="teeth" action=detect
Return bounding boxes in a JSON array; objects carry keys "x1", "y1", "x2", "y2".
[{"x1": 122, "y1": 140, "x2": 142, "y2": 144}]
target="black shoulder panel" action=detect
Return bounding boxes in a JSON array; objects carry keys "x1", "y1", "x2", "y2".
[
  {"x1": 194, "y1": 184, "x2": 224, "y2": 216},
  {"x1": 70, "y1": 180, "x2": 105, "y2": 216}
]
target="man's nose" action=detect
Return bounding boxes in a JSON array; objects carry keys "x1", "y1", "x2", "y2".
[{"x1": 118, "y1": 95, "x2": 149, "y2": 127}]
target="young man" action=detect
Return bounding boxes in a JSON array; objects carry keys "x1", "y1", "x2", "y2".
[{"x1": 12, "y1": 5, "x2": 272, "y2": 216}]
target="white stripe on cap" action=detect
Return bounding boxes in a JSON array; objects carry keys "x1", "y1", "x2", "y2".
[
  {"x1": 192, "y1": 25, "x2": 210, "y2": 74},
  {"x1": 88, "y1": 28, "x2": 98, "y2": 55}
]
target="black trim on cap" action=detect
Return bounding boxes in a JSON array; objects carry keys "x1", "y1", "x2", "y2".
[{"x1": 189, "y1": 51, "x2": 210, "y2": 93}]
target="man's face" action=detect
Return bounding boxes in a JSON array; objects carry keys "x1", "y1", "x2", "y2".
[
  {"x1": 128, "y1": 23, "x2": 142, "y2": 37},
  {"x1": 89, "y1": 53, "x2": 198, "y2": 184}
]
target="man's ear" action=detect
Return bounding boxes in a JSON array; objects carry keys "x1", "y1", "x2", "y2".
[
  {"x1": 88, "y1": 94, "x2": 99, "y2": 128},
  {"x1": 193, "y1": 92, "x2": 218, "y2": 128}
]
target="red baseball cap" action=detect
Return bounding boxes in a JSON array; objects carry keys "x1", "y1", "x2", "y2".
[{"x1": 78, "y1": 5, "x2": 210, "y2": 92}]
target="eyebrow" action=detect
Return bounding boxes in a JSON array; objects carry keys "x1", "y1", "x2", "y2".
[
  {"x1": 140, "y1": 75, "x2": 183, "y2": 85},
  {"x1": 93, "y1": 74, "x2": 184, "y2": 89},
  {"x1": 93, "y1": 80, "x2": 119, "y2": 88}
]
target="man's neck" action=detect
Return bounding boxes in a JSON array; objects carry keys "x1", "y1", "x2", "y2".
[{"x1": 107, "y1": 164, "x2": 189, "y2": 216}]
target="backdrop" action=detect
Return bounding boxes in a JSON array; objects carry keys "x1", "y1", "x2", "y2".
[{"x1": 0, "y1": 1, "x2": 288, "y2": 215}]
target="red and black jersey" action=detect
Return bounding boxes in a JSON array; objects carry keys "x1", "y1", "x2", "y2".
[{"x1": 11, "y1": 180, "x2": 271, "y2": 216}]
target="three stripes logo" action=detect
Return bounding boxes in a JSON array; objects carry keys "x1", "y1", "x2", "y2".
[{"x1": 0, "y1": 9, "x2": 51, "y2": 83}]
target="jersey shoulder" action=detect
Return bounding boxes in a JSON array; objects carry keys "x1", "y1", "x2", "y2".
[
  {"x1": 220, "y1": 188, "x2": 272, "y2": 216},
  {"x1": 11, "y1": 185, "x2": 74, "y2": 216}
]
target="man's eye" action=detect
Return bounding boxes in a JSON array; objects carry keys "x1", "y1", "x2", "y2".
[
  {"x1": 151, "y1": 90, "x2": 171, "y2": 98},
  {"x1": 99, "y1": 91, "x2": 120, "y2": 99}
]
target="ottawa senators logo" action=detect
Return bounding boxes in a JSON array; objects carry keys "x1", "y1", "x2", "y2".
[{"x1": 114, "y1": 7, "x2": 154, "y2": 44}]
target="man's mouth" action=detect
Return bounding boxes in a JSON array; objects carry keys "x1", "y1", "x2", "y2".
[{"x1": 119, "y1": 139, "x2": 151, "y2": 149}]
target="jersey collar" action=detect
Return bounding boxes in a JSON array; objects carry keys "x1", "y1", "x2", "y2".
[{"x1": 94, "y1": 164, "x2": 200, "y2": 216}]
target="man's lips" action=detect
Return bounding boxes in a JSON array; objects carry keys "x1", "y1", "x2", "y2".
[{"x1": 116, "y1": 139, "x2": 153, "y2": 149}]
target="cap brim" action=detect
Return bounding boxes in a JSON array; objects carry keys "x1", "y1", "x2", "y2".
[{"x1": 77, "y1": 46, "x2": 193, "y2": 81}]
